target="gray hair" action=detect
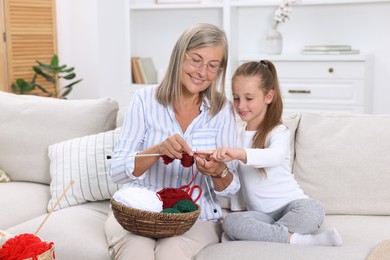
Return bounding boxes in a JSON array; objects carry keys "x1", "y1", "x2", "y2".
[{"x1": 156, "y1": 23, "x2": 228, "y2": 117}]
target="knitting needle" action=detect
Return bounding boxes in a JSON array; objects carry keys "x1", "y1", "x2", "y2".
[
  {"x1": 34, "y1": 179, "x2": 75, "y2": 236},
  {"x1": 107, "y1": 154, "x2": 161, "y2": 159}
]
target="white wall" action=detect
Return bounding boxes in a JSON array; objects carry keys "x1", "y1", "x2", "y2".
[
  {"x1": 56, "y1": 0, "x2": 99, "y2": 98},
  {"x1": 56, "y1": 0, "x2": 131, "y2": 106},
  {"x1": 56, "y1": 1, "x2": 390, "y2": 113}
]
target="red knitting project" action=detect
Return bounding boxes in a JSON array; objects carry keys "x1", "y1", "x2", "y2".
[
  {"x1": 161, "y1": 152, "x2": 194, "y2": 167},
  {"x1": 157, "y1": 153, "x2": 202, "y2": 209},
  {"x1": 157, "y1": 184, "x2": 202, "y2": 209},
  {"x1": 0, "y1": 233, "x2": 55, "y2": 260},
  {"x1": 157, "y1": 186, "x2": 193, "y2": 209}
]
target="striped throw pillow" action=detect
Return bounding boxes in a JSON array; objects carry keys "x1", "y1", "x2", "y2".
[{"x1": 47, "y1": 128, "x2": 122, "y2": 211}]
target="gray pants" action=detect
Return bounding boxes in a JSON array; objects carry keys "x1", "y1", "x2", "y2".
[{"x1": 223, "y1": 199, "x2": 325, "y2": 243}]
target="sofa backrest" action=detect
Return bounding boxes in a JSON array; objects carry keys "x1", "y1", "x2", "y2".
[
  {"x1": 294, "y1": 113, "x2": 390, "y2": 215},
  {"x1": 0, "y1": 91, "x2": 119, "y2": 184}
]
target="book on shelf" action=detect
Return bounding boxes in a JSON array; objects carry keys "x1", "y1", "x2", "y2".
[
  {"x1": 303, "y1": 45, "x2": 352, "y2": 52},
  {"x1": 131, "y1": 57, "x2": 144, "y2": 84},
  {"x1": 139, "y1": 57, "x2": 158, "y2": 84},
  {"x1": 302, "y1": 49, "x2": 360, "y2": 55},
  {"x1": 131, "y1": 57, "x2": 158, "y2": 84}
]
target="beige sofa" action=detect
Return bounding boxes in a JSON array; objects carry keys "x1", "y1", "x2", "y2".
[
  {"x1": 0, "y1": 91, "x2": 119, "y2": 259},
  {"x1": 1, "y1": 91, "x2": 389, "y2": 259}
]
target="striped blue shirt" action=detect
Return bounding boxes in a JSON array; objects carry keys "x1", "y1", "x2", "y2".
[{"x1": 109, "y1": 85, "x2": 240, "y2": 221}]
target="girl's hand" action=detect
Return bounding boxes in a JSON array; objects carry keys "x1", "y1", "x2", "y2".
[
  {"x1": 159, "y1": 133, "x2": 193, "y2": 159},
  {"x1": 208, "y1": 147, "x2": 246, "y2": 163}
]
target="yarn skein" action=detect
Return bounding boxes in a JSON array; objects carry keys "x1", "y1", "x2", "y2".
[
  {"x1": 161, "y1": 152, "x2": 194, "y2": 168},
  {"x1": 0, "y1": 233, "x2": 54, "y2": 260}
]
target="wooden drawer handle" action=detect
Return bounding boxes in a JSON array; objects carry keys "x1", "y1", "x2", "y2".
[{"x1": 288, "y1": 90, "x2": 311, "y2": 94}]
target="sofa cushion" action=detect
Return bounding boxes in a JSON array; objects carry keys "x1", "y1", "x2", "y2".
[
  {"x1": 294, "y1": 113, "x2": 390, "y2": 215},
  {"x1": 0, "y1": 182, "x2": 50, "y2": 230},
  {"x1": 47, "y1": 128, "x2": 122, "y2": 211},
  {"x1": 0, "y1": 91, "x2": 118, "y2": 184},
  {"x1": 6, "y1": 201, "x2": 111, "y2": 260},
  {"x1": 195, "y1": 215, "x2": 390, "y2": 260},
  {"x1": 116, "y1": 105, "x2": 128, "y2": 127}
]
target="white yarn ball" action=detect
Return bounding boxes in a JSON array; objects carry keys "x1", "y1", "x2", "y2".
[{"x1": 113, "y1": 187, "x2": 163, "y2": 212}]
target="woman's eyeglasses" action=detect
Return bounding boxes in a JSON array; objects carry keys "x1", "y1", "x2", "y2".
[{"x1": 185, "y1": 53, "x2": 221, "y2": 73}]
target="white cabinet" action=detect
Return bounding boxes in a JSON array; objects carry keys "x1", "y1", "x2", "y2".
[
  {"x1": 127, "y1": 1, "x2": 376, "y2": 113},
  {"x1": 240, "y1": 54, "x2": 374, "y2": 113}
]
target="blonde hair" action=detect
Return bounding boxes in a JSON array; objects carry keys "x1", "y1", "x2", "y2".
[
  {"x1": 156, "y1": 23, "x2": 228, "y2": 117},
  {"x1": 232, "y1": 60, "x2": 283, "y2": 175}
]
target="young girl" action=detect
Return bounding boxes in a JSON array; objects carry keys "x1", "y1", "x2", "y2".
[{"x1": 209, "y1": 60, "x2": 343, "y2": 246}]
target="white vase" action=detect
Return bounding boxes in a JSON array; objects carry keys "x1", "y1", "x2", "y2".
[{"x1": 265, "y1": 25, "x2": 283, "y2": 55}]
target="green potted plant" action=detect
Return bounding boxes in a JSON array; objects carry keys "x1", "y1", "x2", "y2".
[{"x1": 11, "y1": 54, "x2": 82, "y2": 99}]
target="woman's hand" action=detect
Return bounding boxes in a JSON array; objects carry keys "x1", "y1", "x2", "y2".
[
  {"x1": 194, "y1": 153, "x2": 233, "y2": 191},
  {"x1": 133, "y1": 134, "x2": 191, "y2": 177},
  {"x1": 194, "y1": 153, "x2": 225, "y2": 177},
  {"x1": 159, "y1": 133, "x2": 193, "y2": 159}
]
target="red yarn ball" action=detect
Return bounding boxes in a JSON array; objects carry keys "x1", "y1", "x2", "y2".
[
  {"x1": 0, "y1": 233, "x2": 55, "y2": 260},
  {"x1": 157, "y1": 187, "x2": 194, "y2": 209}
]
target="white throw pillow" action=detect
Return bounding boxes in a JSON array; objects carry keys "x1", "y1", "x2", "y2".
[
  {"x1": 294, "y1": 113, "x2": 390, "y2": 215},
  {"x1": 282, "y1": 113, "x2": 301, "y2": 171},
  {"x1": 47, "y1": 128, "x2": 122, "y2": 211},
  {"x1": 0, "y1": 91, "x2": 119, "y2": 184}
]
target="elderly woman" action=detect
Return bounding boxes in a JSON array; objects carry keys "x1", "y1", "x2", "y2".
[{"x1": 105, "y1": 23, "x2": 240, "y2": 260}]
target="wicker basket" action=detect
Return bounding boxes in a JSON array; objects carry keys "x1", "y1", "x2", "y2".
[
  {"x1": 28, "y1": 245, "x2": 55, "y2": 260},
  {"x1": 111, "y1": 198, "x2": 201, "y2": 239}
]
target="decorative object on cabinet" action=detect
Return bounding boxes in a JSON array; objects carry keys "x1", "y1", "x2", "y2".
[
  {"x1": 265, "y1": 0, "x2": 301, "y2": 55},
  {"x1": 265, "y1": 25, "x2": 283, "y2": 55},
  {"x1": 302, "y1": 45, "x2": 360, "y2": 55}
]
